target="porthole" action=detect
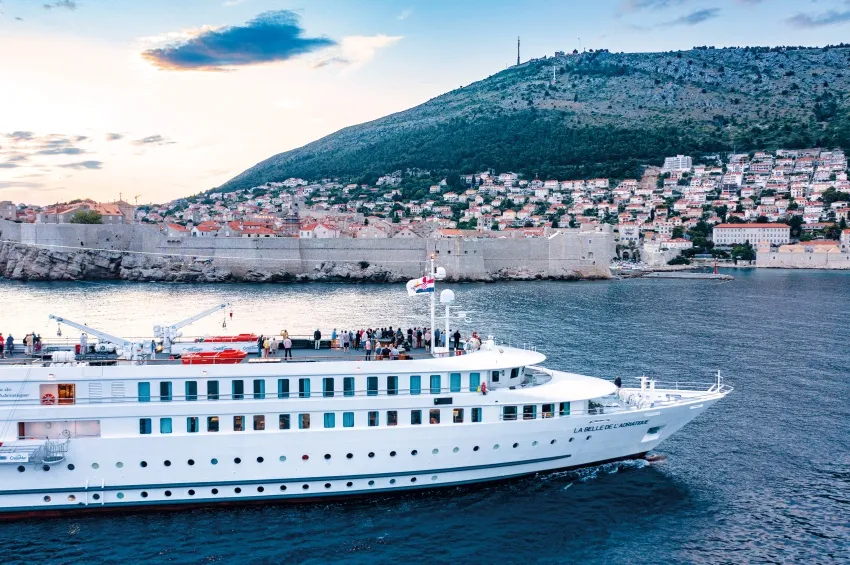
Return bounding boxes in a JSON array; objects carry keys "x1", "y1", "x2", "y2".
[
  {"x1": 368, "y1": 452, "x2": 375, "y2": 458},
  {"x1": 324, "y1": 483, "x2": 331, "y2": 489},
  {"x1": 346, "y1": 482, "x2": 353, "y2": 487},
  {"x1": 188, "y1": 459, "x2": 195, "y2": 466},
  {"x1": 234, "y1": 457, "x2": 242, "y2": 464},
  {"x1": 346, "y1": 453, "x2": 353, "y2": 459},
  {"x1": 410, "y1": 477, "x2": 417, "y2": 483},
  {"x1": 257, "y1": 457, "x2": 264, "y2": 463},
  {"x1": 389, "y1": 479, "x2": 396, "y2": 485},
  {"x1": 411, "y1": 450, "x2": 418, "y2": 456},
  {"x1": 452, "y1": 447, "x2": 459, "y2": 453},
  {"x1": 302, "y1": 484, "x2": 309, "y2": 490},
  {"x1": 389, "y1": 451, "x2": 397, "y2": 457},
  {"x1": 116, "y1": 492, "x2": 124, "y2": 499},
  {"x1": 279, "y1": 485, "x2": 287, "y2": 491},
  {"x1": 43, "y1": 496, "x2": 51, "y2": 503},
  {"x1": 140, "y1": 461, "x2": 148, "y2": 468},
  {"x1": 551, "y1": 439, "x2": 557, "y2": 445},
  {"x1": 68, "y1": 495, "x2": 76, "y2": 502},
  {"x1": 188, "y1": 490, "x2": 195, "y2": 496},
  {"x1": 368, "y1": 480, "x2": 375, "y2": 486},
  {"x1": 473, "y1": 446, "x2": 480, "y2": 451},
  {"x1": 43, "y1": 465, "x2": 51, "y2": 472},
  {"x1": 17, "y1": 466, "x2": 25, "y2": 473},
  {"x1": 211, "y1": 458, "x2": 218, "y2": 465},
  {"x1": 91, "y1": 463, "x2": 100, "y2": 470},
  {"x1": 432, "y1": 448, "x2": 439, "y2": 455},
  {"x1": 493, "y1": 444, "x2": 500, "y2": 450},
  {"x1": 257, "y1": 486, "x2": 265, "y2": 493},
  {"x1": 141, "y1": 491, "x2": 148, "y2": 498},
  {"x1": 279, "y1": 456, "x2": 287, "y2": 462},
  {"x1": 234, "y1": 487, "x2": 242, "y2": 494},
  {"x1": 163, "y1": 491, "x2": 171, "y2": 497},
  {"x1": 586, "y1": 435, "x2": 591, "y2": 440},
  {"x1": 116, "y1": 462, "x2": 124, "y2": 468},
  {"x1": 569, "y1": 438, "x2": 574, "y2": 443},
  {"x1": 532, "y1": 441, "x2": 538, "y2": 447},
  {"x1": 212, "y1": 488, "x2": 219, "y2": 495},
  {"x1": 513, "y1": 443, "x2": 519, "y2": 449},
  {"x1": 93, "y1": 493, "x2": 101, "y2": 500},
  {"x1": 431, "y1": 475, "x2": 438, "y2": 481},
  {"x1": 324, "y1": 454, "x2": 331, "y2": 460},
  {"x1": 302, "y1": 455, "x2": 309, "y2": 461},
  {"x1": 67, "y1": 464, "x2": 75, "y2": 471}
]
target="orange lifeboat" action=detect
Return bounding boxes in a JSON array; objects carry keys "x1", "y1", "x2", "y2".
[{"x1": 181, "y1": 349, "x2": 248, "y2": 365}]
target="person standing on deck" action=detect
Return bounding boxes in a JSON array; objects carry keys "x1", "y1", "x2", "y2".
[
  {"x1": 364, "y1": 337, "x2": 372, "y2": 360},
  {"x1": 434, "y1": 328, "x2": 441, "y2": 350},
  {"x1": 354, "y1": 329, "x2": 361, "y2": 351},
  {"x1": 313, "y1": 329, "x2": 322, "y2": 350},
  {"x1": 342, "y1": 330, "x2": 350, "y2": 353},
  {"x1": 416, "y1": 328, "x2": 423, "y2": 348},
  {"x1": 283, "y1": 336, "x2": 292, "y2": 360},
  {"x1": 80, "y1": 333, "x2": 88, "y2": 355},
  {"x1": 6, "y1": 334, "x2": 13, "y2": 357},
  {"x1": 256, "y1": 335, "x2": 264, "y2": 356},
  {"x1": 424, "y1": 329, "x2": 431, "y2": 352},
  {"x1": 453, "y1": 329, "x2": 461, "y2": 351},
  {"x1": 263, "y1": 336, "x2": 271, "y2": 359},
  {"x1": 331, "y1": 328, "x2": 338, "y2": 349},
  {"x1": 0, "y1": 333, "x2": 5, "y2": 359},
  {"x1": 24, "y1": 333, "x2": 33, "y2": 355},
  {"x1": 149, "y1": 339, "x2": 157, "y2": 360}
]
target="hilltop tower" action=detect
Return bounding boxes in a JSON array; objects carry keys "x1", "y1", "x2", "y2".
[{"x1": 517, "y1": 36, "x2": 520, "y2": 66}]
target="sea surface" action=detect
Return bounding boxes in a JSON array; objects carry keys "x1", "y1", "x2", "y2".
[{"x1": 0, "y1": 269, "x2": 848, "y2": 564}]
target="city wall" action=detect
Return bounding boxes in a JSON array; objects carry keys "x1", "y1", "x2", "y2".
[
  {"x1": 756, "y1": 249, "x2": 850, "y2": 269},
  {"x1": 0, "y1": 219, "x2": 614, "y2": 282}
]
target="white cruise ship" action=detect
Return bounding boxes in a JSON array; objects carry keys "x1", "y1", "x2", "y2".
[{"x1": 0, "y1": 281, "x2": 731, "y2": 518}]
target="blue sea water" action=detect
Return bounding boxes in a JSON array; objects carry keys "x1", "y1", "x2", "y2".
[{"x1": 0, "y1": 269, "x2": 848, "y2": 564}]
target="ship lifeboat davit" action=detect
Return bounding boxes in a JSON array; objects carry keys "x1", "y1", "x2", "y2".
[
  {"x1": 181, "y1": 349, "x2": 248, "y2": 365},
  {"x1": 196, "y1": 334, "x2": 258, "y2": 343}
]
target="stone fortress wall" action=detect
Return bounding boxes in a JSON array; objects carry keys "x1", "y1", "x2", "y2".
[{"x1": 0, "y1": 219, "x2": 614, "y2": 282}]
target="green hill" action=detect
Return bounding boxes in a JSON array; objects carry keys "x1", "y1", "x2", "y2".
[{"x1": 220, "y1": 45, "x2": 850, "y2": 190}]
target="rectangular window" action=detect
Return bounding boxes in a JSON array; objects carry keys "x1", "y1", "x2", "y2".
[
  {"x1": 299, "y1": 378, "x2": 311, "y2": 398},
  {"x1": 207, "y1": 416, "x2": 219, "y2": 432},
  {"x1": 253, "y1": 415, "x2": 265, "y2": 431},
  {"x1": 559, "y1": 402, "x2": 570, "y2": 416},
  {"x1": 450, "y1": 373, "x2": 461, "y2": 393},
  {"x1": 138, "y1": 382, "x2": 150, "y2": 402},
  {"x1": 453, "y1": 408, "x2": 464, "y2": 423},
  {"x1": 186, "y1": 417, "x2": 199, "y2": 433},
  {"x1": 430, "y1": 375, "x2": 442, "y2": 395},
  {"x1": 472, "y1": 408, "x2": 483, "y2": 423},
  {"x1": 279, "y1": 414, "x2": 291, "y2": 430},
  {"x1": 491, "y1": 370, "x2": 500, "y2": 383},
  {"x1": 387, "y1": 376, "x2": 398, "y2": 396},
  {"x1": 233, "y1": 415, "x2": 245, "y2": 431},
  {"x1": 299, "y1": 414, "x2": 311, "y2": 429},
  {"x1": 185, "y1": 381, "x2": 198, "y2": 401},
  {"x1": 542, "y1": 404, "x2": 554, "y2": 418},
  {"x1": 323, "y1": 377, "x2": 334, "y2": 398},
  {"x1": 367, "y1": 376, "x2": 378, "y2": 396},
  {"x1": 232, "y1": 380, "x2": 244, "y2": 400},
  {"x1": 469, "y1": 372, "x2": 481, "y2": 392},
  {"x1": 387, "y1": 410, "x2": 398, "y2": 426},
  {"x1": 411, "y1": 410, "x2": 422, "y2": 425},
  {"x1": 139, "y1": 418, "x2": 152, "y2": 435},
  {"x1": 523, "y1": 405, "x2": 537, "y2": 420},
  {"x1": 324, "y1": 413, "x2": 336, "y2": 429},
  {"x1": 429, "y1": 409, "x2": 441, "y2": 424},
  {"x1": 207, "y1": 380, "x2": 219, "y2": 400},
  {"x1": 368, "y1": 411, "x2": 379, "y2": 427},
  {"x1": 160, "y1": 417, "x2": 172, "y2": 434},
  {"x1": 253, "y1": 379, "x2": 265, "y2": 400},
  {"x1": 343, "y1": 412, "x2": 354, "y2": 428},
  {"x1": 510, "y1": 368, "x2": 520, "y2": 379},
  {"x1": 410, "y1": 375, "x2": 421, "y2": 395},
  {"x1": 503, "y1": 406, "x2": 518, "y2": 421},
  {"x1": 159, "y1": 381, "x2": 172, "y2": 402},
  {"x1": 344, "y1": 377, "x2": 354, "y2": 397},
  {"x1": 277, "y1": 379, "x2": 289, "y2": 399}
]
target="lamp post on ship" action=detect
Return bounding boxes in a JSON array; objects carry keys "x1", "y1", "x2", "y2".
[{"x1": 429, "y1": 253, "x2": 447, "y2": 354}]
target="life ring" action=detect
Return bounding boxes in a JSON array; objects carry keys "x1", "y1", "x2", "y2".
[{"x1": 41, "y1": 393, "x2": 56, "y2": 405}]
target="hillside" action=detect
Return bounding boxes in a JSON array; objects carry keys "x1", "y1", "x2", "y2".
[{"x1": 220, "y1": 45, "x2": 850, "y2": 190}]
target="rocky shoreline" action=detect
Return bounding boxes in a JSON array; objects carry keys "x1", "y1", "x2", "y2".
[{"x1": 0, "y1": 242, "x2": 609, "y2": 283}]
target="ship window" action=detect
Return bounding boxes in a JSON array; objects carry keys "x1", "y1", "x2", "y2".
[
  {"x1": 453, "y1": 408, "x2": 464, "y2": 423},
  {"x1": 491, "y1": 370, "x2": 500, "y2": 383},
  {"x1": 232, "y1": 380, "x2": 244, "y2": 400},
  {"x1": 207, "y1": 380, "x2": 219, "y2": 400},
  {"x1": 450, "y1": 373, "x2": 461, "y2": 393},
  {"x1": 233, "y1": 416, "x2": 245, "y2": 431},
  {"x1": 411, "y1": 410, "x2": 422, "y2": 425},
  {"x1": 159, "y1": 382, "x2": 172, "y2": 402},
  {"x1": 187, "y1": 417, "x2": 199, "y2": 433},
  {"x1": 343, "y1": 377, "x2": 354, "y2": 397},
  {"x1": 139, "y1": 418, "x2": 152, "y2": 435},
  {"x1": 343, "y1": 412, "x2": 354, "y2": 428},
  {"x1": 469, "y1": 372, "x2": 481, "y2": 392},
  {"x1": 503, "y1": 406, "x2": 517, "y2": 421},
  {"x1": 410, "y1": 375, "x2": 421, "y2": 395},
  {"x1": 207, "y1": 416, "x2": 219, "y2": 432},
  {"x1": 542, "y1": 404, "x2": 554, "y2": 418},
  {"x1": 160, "y1": 418, "x2": 172, "y2": 434},
  {"x1": 323, "y1": 413, "x2": 336, "y2": 429},
  {"x1": 472, "y1": 408, "x2": 483, "y2": 423},
  {"x1": 368, "y1": 411, "x2": 379, "y2": 427},
  {"x1": 138, "y1": 382, "x2": 150, "y2": 402},
  {"x1": 299, "y1": 378, "x2": 311, "y2": 398},
  {"x1": 387, "y1": 411, "x2": 398, "y2": 426},
  {"x1": 387, "y1": 376, "x2": 398, "y2": 396},
  {"x1": 559, "y1": 402, "x2": 570, "y2": 416},
  {"x1": 430, "y1": 375, "x2": 442, "y2": 395},
  {"x1": 299, "y1": 414, "x2": 310, "y2": 429},
  {"x1": 253, "y1": 379, "x2": 265, "y2": 400},
  {"x1": 523, "y1": 405, "x2": 537, "y2": 420},
  {"x1": 253, "y1": 415, "x2": 265, "y2": 431},
  {"x1": 429, "y1": 409, "x2": 440, "y2": 424},
  {"x1": 58, "y1": 384, "x2": 75, "y2": 405},
  {"x1": 277, "y1": 379, "x2": 289, "y2": 399},
  {"x1": 279, "y1": 414, "x2": 291, "y2": 430},
  {"x1": 185, "y1": 381, "x2": 198, "y2": 401},
  {"x1": 367, "y1": 377, "x2": 378, "y2": 396},
  {"x1": 510, "y1": 368, "x2": 519, "y2": 380},
  {"x1": 323, "y1": 378, "x2": 334, "y2": 398}
]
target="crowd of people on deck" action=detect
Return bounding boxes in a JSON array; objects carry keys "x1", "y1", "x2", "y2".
[{"x1": 0, "y1": 332, "x2": 44, "y2": 358}]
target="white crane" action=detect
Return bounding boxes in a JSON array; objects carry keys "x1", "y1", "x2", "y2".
[
  {"x1": 154, "y1": 303, "x2": 231, "y2": 353},
  {"x1": 48, "y1": 314, "x2": 145, "y2": 361}
]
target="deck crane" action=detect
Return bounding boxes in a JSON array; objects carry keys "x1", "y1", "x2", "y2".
[
  {"x1": 48, "y1": 314, "x2": 145, "y2": 361},
  {"x1": 154, "y1": 303, "x2": 231, "y2": 353}
]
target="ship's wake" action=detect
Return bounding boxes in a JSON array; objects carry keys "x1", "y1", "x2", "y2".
[{"x1": 543, "y1": 458, "x2": 651, "y2": 489}]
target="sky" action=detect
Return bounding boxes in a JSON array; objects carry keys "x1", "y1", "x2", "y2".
[{"x1": 2, "y1": 0, "x2": 850, "y2": 206}]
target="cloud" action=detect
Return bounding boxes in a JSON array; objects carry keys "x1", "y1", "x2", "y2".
[
  {"x1": 669, "y1": 7, "x2": 720, "y2": 25},
  {"x1": 312, "y1": 56, "x2": 350, "y2": 69},
  {"x1": 223, "y1": 0, "x2": 248, "y2": 5},
  {"x1": 43, "y1": 0, "x2": 76, "y2": 10},
  {"x1": 141, "y1": 10, "x2": 336, "y2": 71},
  {"x1": 397, "y1": 8, "x2": 413, "y2": 20},
  {"x1": 620, "y1": 0, "x2": 687, "y2": 11},
  {"x1": 787, "y1": 10, "x2": 850, "y2": 28},
  {"x1": 132, "y1": 134, "x2": 176, "y2": 145},
  {"x1": 106, "y1": 133, "x2": 124, "y2": 141},
  {"x1": 36, "y1": 147, "x2": 86, "y2": 155},
  {"x1": 58, "y1": 160, "x2": 103, "y2": 170},
  {"x1": 0, "y1": 181, "x2": 45, "y2": 189},
  {"x1": 8, "y1": 131, "x2": 35, "y2": 141},
  {"x1": 0, "y1": 163, "x2": 20, "y2": 169}
]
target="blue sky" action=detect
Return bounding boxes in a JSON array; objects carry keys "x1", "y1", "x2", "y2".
[{"x1": 2, "y1": 0, "x2": 850, "y2": 205}]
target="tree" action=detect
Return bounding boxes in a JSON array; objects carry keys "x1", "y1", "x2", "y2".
[
  {"x1": 671, "y1": 226, "x2": 684, "y2": 239},
  {"x1": 69, "y1": 210, "x2": 103, "y2": 224},
  {"x1": 731, "y1": 241, "x2": 756, "y2": 262}
]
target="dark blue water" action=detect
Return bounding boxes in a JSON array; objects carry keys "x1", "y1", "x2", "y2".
[{"x1": 1, "y1": 269, "x2": 848, "y2": 564}]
